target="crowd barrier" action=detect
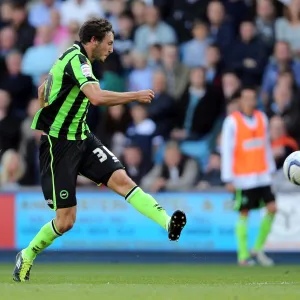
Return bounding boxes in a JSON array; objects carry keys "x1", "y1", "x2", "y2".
[{"x1": 1, "y1": 190, "x2": 300, "y2": 252}]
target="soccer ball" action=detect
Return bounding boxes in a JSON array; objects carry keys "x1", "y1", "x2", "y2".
[{"x1": 283, "y1": 151, "x2": 300, "y2": 185}]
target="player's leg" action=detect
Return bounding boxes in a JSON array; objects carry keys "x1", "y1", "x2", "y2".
[
  {"x1": 13, "y1": 136, "x2": 80, "y2": 282},
  {"x1": 234, "y1": 189, "x2": 255, "y2": 266},
  {"x1": 252, "y1": 186, "x2": 276, "y2": 266},
  {"x1": 79, "y1": 134, "x2": 186, "y2": 241}
]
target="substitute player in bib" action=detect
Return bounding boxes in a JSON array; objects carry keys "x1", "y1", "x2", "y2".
[
  {"x1": 221, "y1": 87, "x2": 276, "y2": 266},
  {"x1": 13, "y1": 18, "x2": 186, "y2": 282}
]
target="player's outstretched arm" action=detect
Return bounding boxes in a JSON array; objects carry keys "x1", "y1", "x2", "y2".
[{"x1": 81, "y1": 83, "x2": 154, "y2": 106}]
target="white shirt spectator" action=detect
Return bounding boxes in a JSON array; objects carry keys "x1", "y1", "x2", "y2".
[{"x1": 60, "y1": 0, "x2": 103, "y2": 26}]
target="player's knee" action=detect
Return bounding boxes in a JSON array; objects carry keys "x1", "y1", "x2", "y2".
[
  {"x1": 108, "y1": 169, "x2": 135, "y2": 189},
  {"x1": 267, "y1": 202, "x2": 277, "y2": 215},
  {"x1": 55, "y1": 207, "x2": 76, "y2": 233}
]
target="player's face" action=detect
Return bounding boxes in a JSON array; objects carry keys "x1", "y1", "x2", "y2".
[
  {"x1": 94, "y1": 32, "x2": 114, "y2": 62},
  {"x1": 240, "y1": 90, "x2": 257, "y2": 112}
]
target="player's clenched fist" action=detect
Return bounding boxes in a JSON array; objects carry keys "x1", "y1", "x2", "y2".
[{"x1": 136, "y1": 89, "x2": 155, "y2": 103}]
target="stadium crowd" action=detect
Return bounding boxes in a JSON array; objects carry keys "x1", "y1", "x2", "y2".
[{"x1": 0, "y1": 0, "x2": 299, "y2": 191}]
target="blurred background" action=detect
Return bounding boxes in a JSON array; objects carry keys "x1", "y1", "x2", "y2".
[{"x1": 0, "y1": 0, "x2": 300, "y2": 264}]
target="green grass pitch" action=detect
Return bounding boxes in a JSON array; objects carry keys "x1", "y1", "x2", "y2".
[{"x1": 1, "y1": 263, "x2": 300, "y2": 300}]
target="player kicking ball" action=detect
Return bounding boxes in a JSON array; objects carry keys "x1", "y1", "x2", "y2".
[{"x1": 13, "y1": 18, "x2": 186, "y2": 282}]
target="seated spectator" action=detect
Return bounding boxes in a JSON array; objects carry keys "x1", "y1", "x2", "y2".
[
  {"x1": 166, "y1": 0, "x2": 210, "y2": 43},
  {"x1": 10, "y1": 3, "x2": 35, "y2": 53},
  {"x1": 60, "y1": 0, "x2": 103, "y2": 27},
  {"x1": 206, "y1": 0, "x2": 235, "y2": 60},
  {"x1": 127, "y1": 51, "x2": 153, "y2": 91},
  {"x1": 21, "y1": 25, "x2": 58, "y2": 86},
  {"x1": 196, "y1": 152, "x2": 223, "y2": 189},
  {"x1": 29, "y1": 0, "x2": 61, "y2": 28},
  {"x1": 147, "y1": 43, "x2": 162, "y2": 69},
  {"x1": 130, "y1": 0, "x2": 146, "y2": 27},
  {"x1": 141, "y1": 141, "x2": 199, "y2": 192},
  {"x1": 226, "y1": 90, "x2": 240, "y2": 115},
  {"x1": 101, "y1": 105, "x2": 131, "y2": 157},
  {"x1": 0, "y1": 149, "x2": 25, "y2": 191},
  {"x1": 103, "y1": 0, "x2": 126, "y2": 35},
  {"x1": 0, "y1": 1, "x2": 13, "y2": 29},
  {"x1": 222, "y1": 71, "x2": 241, "y2": 103},
  {"x1": 205, "y1": 44, "x2": 223, "y2": 89},
  {"x1": 261, "y1": 41, "x2": 300, "y2": 105},
  {"x1": 181, "y1": 20, "x2": 211, "y2": 68},
  {"x1": 147, "y1": 70, "x2": 174, "y2": 138},
  {"x1": 0, "y1": 26, "x2": 16, "y2": 58},
  {"x1": 0, "y1": 50, "x2": 34, "y2": 117},
  {"x1": 275, "y1": 0, "x2": 300, "y2": 56},
  {"x1": 122, "y1": 143, "x2": 150, "y2": 185},
  {"x1": 134, "y1": 5, "x2": 177, "y2": 52},
  {"x1": 114, "y1": 11, "x2": 135, "y2": 55},
  {"x1": 255, "y1": 0, "x2": 276, "y2": 56},
  {"x1": 0, "y1": 90, "x2": 21, "y2": 158},
  {"x1": 267, "y1": 83, "x2": 300, "y2": 141},
  {"x1": 19, "y1": 98, "x2": 40, "y2": 158},
  {"x1": 49, "y1": 9, "x2": 69, "y2": 49},
  {"x1": 160, "y1": 44, "x2": 190, "y2": 101},
  {"x1": 126, "y1": 103, "x2": 163, "y2": 170},
  {"x1": 171, "y1": 67, "x2": 224, "y2": 142},
  {"x1": 19, "y1": 130, "x2": 42, "y2": 186},
  {"x1": 270, "y1": 115, "x2": 298, "y2": 169},
  {"x1": 228, "y1": 20, "x2": 268, "y2": 86}
]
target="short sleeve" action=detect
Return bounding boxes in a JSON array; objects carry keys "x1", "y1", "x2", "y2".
[{"x1": 66, "y1": 54, "x2": 98, "y2": 89}]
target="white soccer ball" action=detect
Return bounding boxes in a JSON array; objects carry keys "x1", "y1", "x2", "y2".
[{"x1": 283, "y1": 151, "x2": 300, "y2": 185}]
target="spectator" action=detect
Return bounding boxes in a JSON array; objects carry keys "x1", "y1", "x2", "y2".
[
  {"x1": 147, "y1": 43, "x2": 162, "y2": 69},
  {"x1": 261, "y1": 41, "x2": 300, "y2": 105},
  {"x1": 226, "y1": 90, "x2": 240, "y2": 115},
  {"x1": 22, "y1": 25, "x2": 58, "y2": 86},
  {"x1": 0, "y1": 149, "x2": 25, "y2": 191},
  {"x1": 205, "y1": 44, "x2": 223, "y2": 89},
  {"x1": 171, "y1": 67, "x2": 223, "y2": 142},
  {"x1": 134, "y1": 5, "x2": 177, "y2": 52},
  {"x1": 0, "y1": 90, "x2": 21, "y2": 158},
  {"x1": 127, "y1": 51, "x2": 153, "y2": 91},
  {"x1": 0, "y1": 1, "x2": 13, "y2": 28},
  {"x1": 275, "y1": 0, "x2": 300, "y2": 56},
  {"x1": 114, "y1": 11, "x2": 135, "y2": 55},
  {"x1": 171, "y1": 67, "x2": 224, "y2": 167},
  {"x1": 255, "y1": 0, "x2": 276, "y2": 55},
  {"x1": 101, "y1": 105, "x2": 131, "y2": 157},
  {"x1": 197, "y1": 152, "x2": 223, "y2": 189},
  {"x1": 126, "y1": 103, "x2": 163, "y2": 170},
  {"x1": 222, "y1": 71, "x2": 241, "y2": 103},
  {"x1": 270, "y1": 115, "x2": 298, "y2": 169},
  {"x1": 267, "y1": 83, "x2": 300, "y2": 141},
  {"x1": 130, "y1": 0, "x2": 146, "y2": 26},
  {"x1": 227, "y1": 20, "x2": 268, "y2": 86},
  {"x1": 104, "y1": 0, "x2": 126, "y2": 35},
  {"x1": 0, "y1": 50, "x2": 34, "y2": 117},
  {"x1": 206, "y1": 0, "x2": 235, "y2": 60},
  {"x1": 160, "y1": 44, "x2": 190, "y2": 101},
  {"x1": 0, "y1": 26, "x2": 16, "y2": 57},
  {"x1": 10, "y1": 3, "x2": 35, "y2": 53},
  {"x1": 49, "y1": 9, "x2": 69, "y2": 49},
  {"x1": 181, "y1": 20, "x2": 211, "y2": 68},
  {"x1": 147, "y1": 70, "x2": 174, "y2": 138},
  {"x1": 19, "y1": 130, "x2": 42, "y2": 186},
  {"x1": 29, "y1": 0, "x2": 61, "y2": 28},
  {"x1": 122, "y1": 143, "x2": 150, "y2": 185},
  {"x1": 19, "y1": 98, "x2": 40, "y2": 158},
  {"x1": 166, "y1": 0, "x2": 210, "y2": 43},
  {"x1": 56, "y1": 20, "x2": 80, "y2": 55},
  {"x1": 60, "y1": 0, "x2": 103, "y2": 27},
  {"x1": 141, "y1": 141, "x2": 199, "y2": 192}
]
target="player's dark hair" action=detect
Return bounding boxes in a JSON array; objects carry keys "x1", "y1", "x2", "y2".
[
  {"x1": 79, "y1": 18, "x2": 114, "y2": 44},
  {"x1": 241, "y1": 85, "x2": 257, "y2": 93}
]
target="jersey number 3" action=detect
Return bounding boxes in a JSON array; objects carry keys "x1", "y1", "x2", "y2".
[{"x1": 93, "y1": 147, "x2": 118, "y2": 163}]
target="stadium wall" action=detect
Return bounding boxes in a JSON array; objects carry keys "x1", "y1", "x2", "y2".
[{"x1": 1, "y1": 190, "x2": 300, "y2": 264}]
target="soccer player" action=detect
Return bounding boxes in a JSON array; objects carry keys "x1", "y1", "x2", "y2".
[
  {"x1": 221, "y1": 87, "x2": 276, "y2": 266},
  {"x1": 13, "y1": 18, "x2": 186, "y2": 282}
]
